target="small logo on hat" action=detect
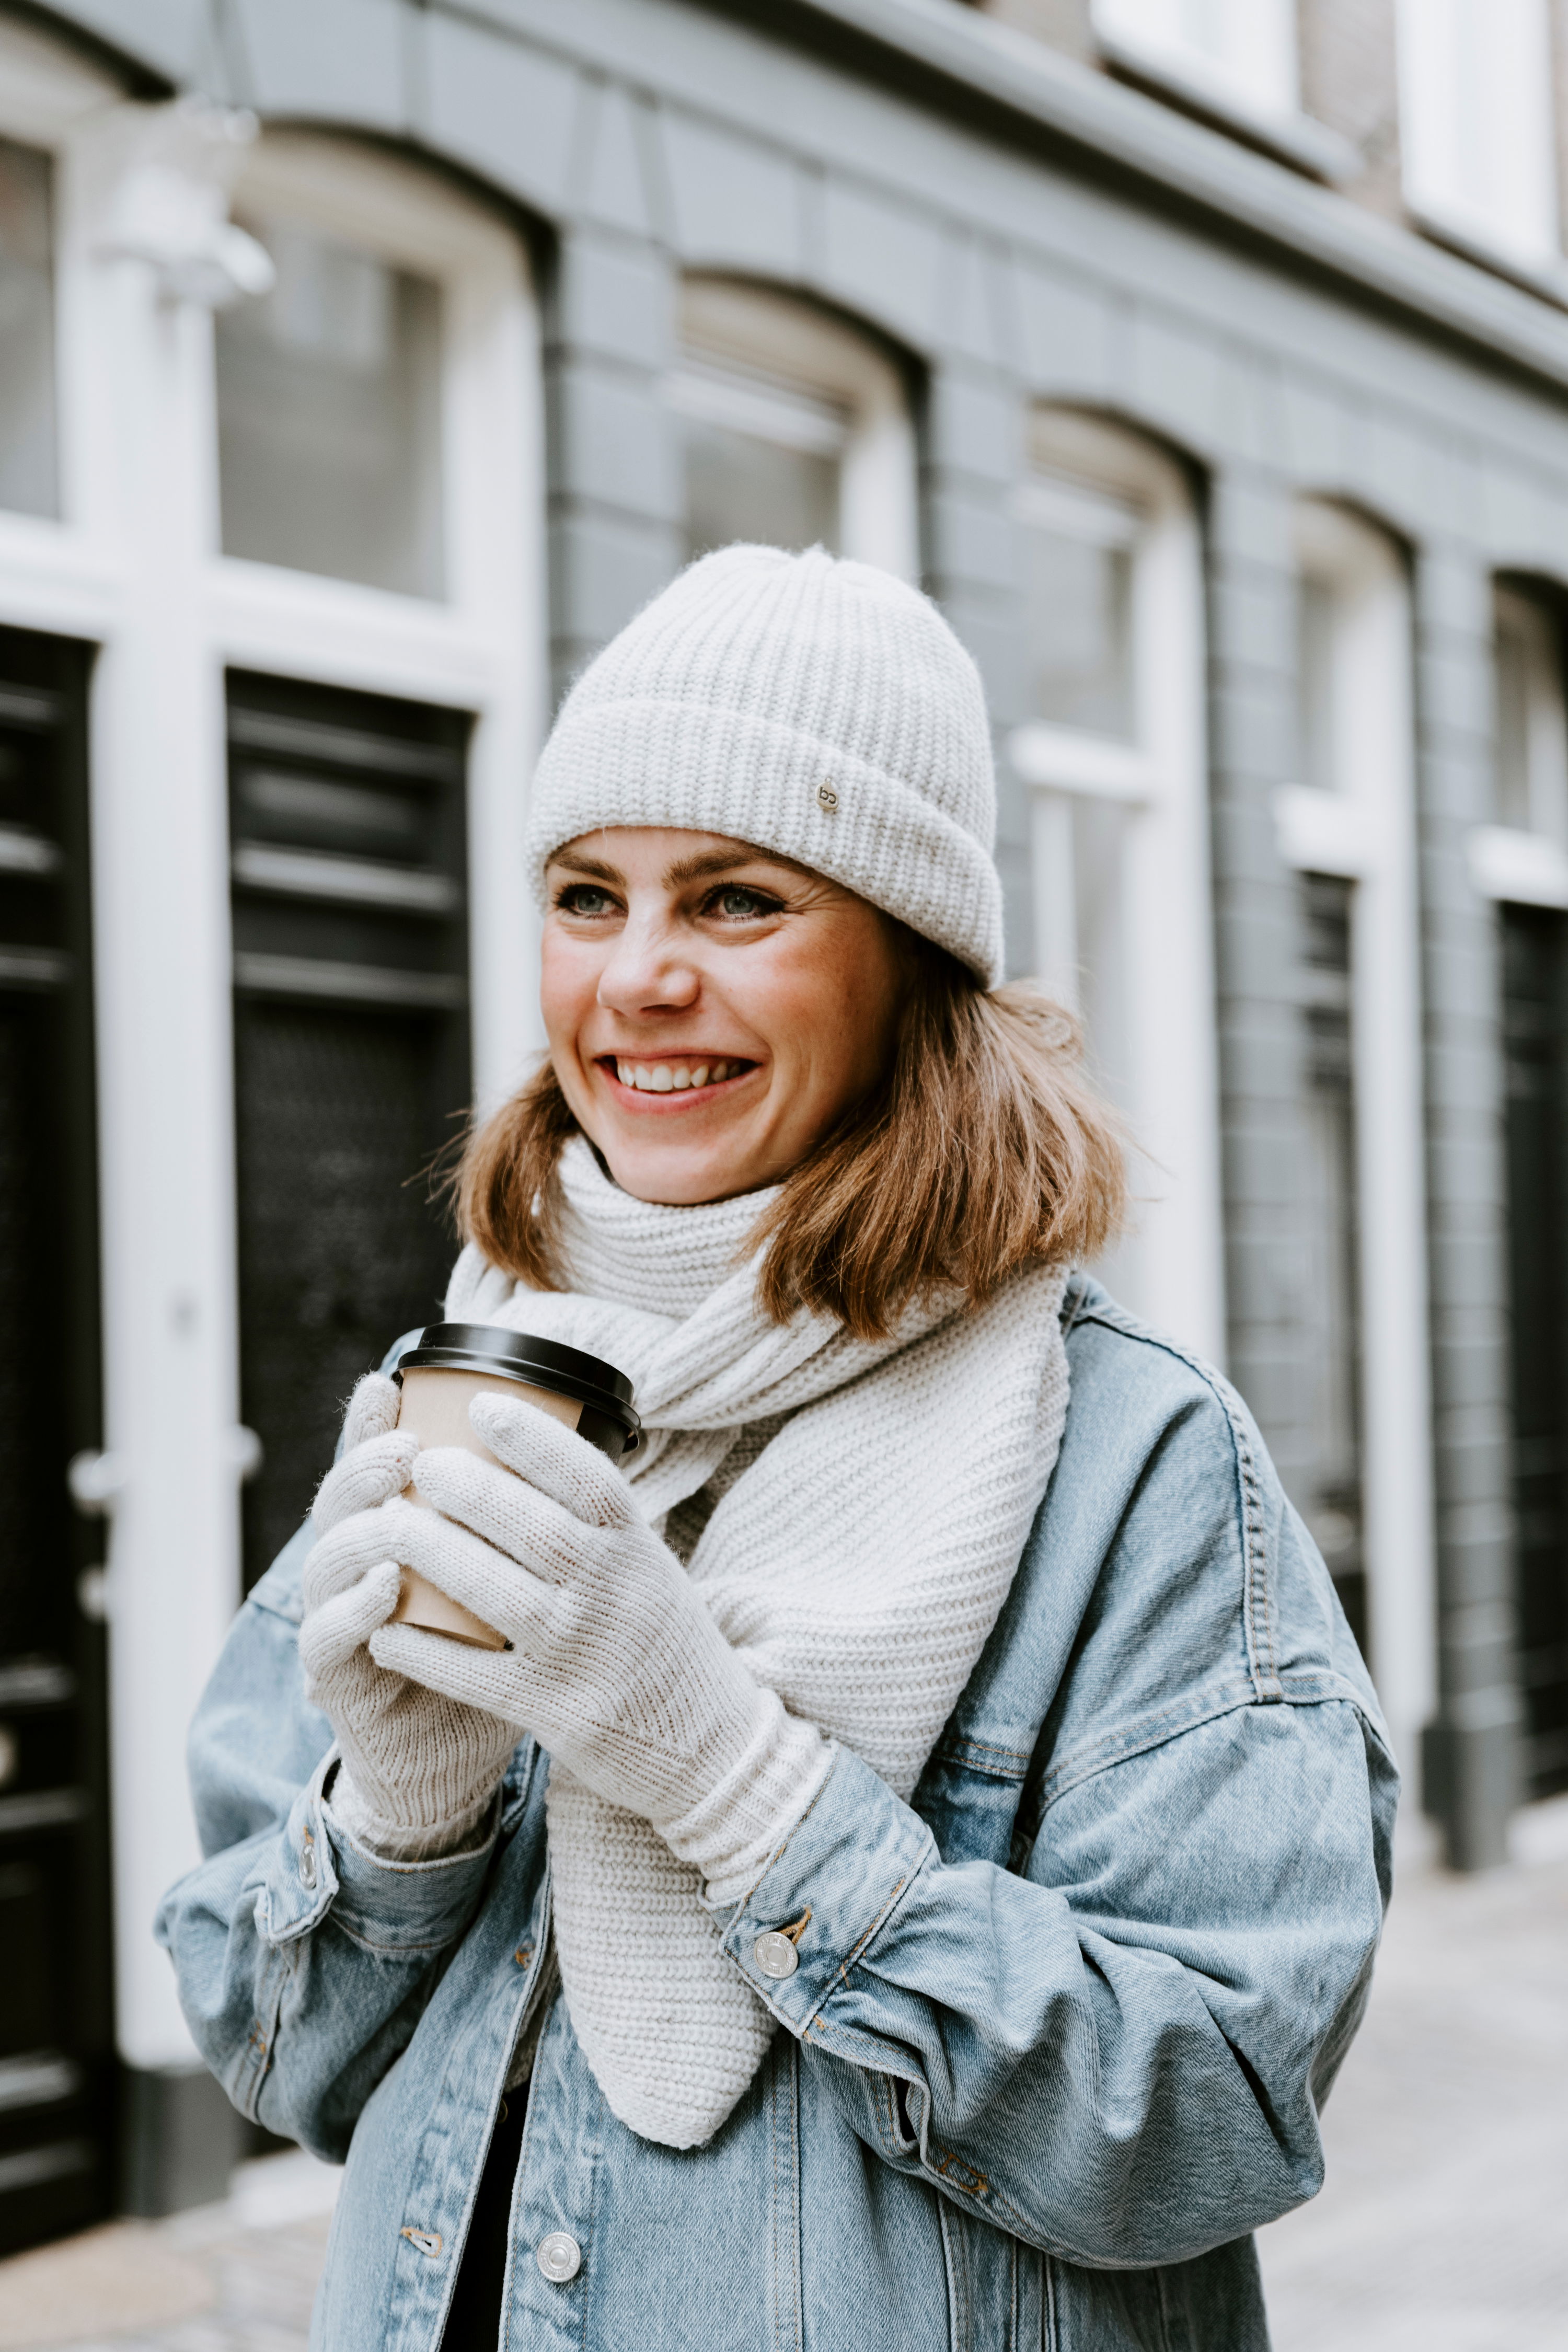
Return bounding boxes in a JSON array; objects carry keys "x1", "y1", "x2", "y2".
[{"x1": 816, "y1": 781, "x2": 839, "y2": 812}]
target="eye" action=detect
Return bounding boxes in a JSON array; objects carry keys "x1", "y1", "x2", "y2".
[
  {"x1": 706, "y1": 884, "x2": 781, "y2": 920},
  {"x1": 555, "y1": 882, "x2": 618, "y2": 916}
]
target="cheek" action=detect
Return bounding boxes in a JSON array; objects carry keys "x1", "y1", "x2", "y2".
[
  {"x1": 753, "y1": 931, "x2": 897, "y2": 1099},
  {"x1": 539, "y1": 933, "x2": 596, "y2": 1053}
]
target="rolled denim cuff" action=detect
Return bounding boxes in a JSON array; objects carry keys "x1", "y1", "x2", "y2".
[
  {"x1": 258, "y1": 1746, "x2": 499, "y2": 1957},
  {"x1": 714, "y1": 1746, "x2": 935, "y2": 2051}
]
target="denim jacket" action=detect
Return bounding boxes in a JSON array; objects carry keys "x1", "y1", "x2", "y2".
[{"x1": 157, "y1": 1278, "x2": 1396, "y2": 2351}]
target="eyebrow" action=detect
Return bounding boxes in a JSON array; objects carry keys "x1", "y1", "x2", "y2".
[{"x1": 547, "y1": 843, "x2": 810, "y2": 889}]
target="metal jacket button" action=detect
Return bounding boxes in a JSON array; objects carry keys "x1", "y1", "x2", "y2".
[
  {"x1": 299, "y1": 1840, "x2": 317, "y2": 1890},
  {"x1": 753, "y1": 1929, "x2": 799, "y2": 1979},
  {"x1": 536, "y1": 2231, "x2": 582, "y2": 2282}
]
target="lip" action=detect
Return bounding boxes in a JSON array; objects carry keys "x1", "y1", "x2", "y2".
[{"x1": 593, "y1": 1055, "x2": 759, "y2": 1111}]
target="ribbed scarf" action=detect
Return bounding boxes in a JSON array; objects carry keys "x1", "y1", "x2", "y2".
[{"x1": 446, "y1": 1137, "x2": 1070, "y2": 2147}]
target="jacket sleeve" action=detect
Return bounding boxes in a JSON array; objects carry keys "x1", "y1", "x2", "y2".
[
  {"x1": 719, "y1": 1699, "x2": 1386, "y2": 2268},
  {"x1": 712, "y1": 1352, "x2": 1397, "y2": 2270},
  {"x1": 154, "y1": 1522, "x2": 507, "y2": 2162}
]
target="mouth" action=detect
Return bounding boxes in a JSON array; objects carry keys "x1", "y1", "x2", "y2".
[{"x1": 596, "y1": 1054, "x2": 758, "y2": 1104}]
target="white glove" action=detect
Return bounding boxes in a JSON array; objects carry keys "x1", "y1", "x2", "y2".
[
  {"x1": 367, "y1": 1393, "x2": 830, "y2": 1892},
  {"x1": 298, "y1": 1374, "x2": 522, "y2": 1860}
]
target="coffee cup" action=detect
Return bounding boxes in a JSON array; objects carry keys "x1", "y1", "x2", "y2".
[{"x1": 388, "y1": 1322, "x2": 641, "y2": 1651}]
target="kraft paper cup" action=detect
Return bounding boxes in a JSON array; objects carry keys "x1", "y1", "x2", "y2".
[{"x1": 387, "y1": 1323, "x2": 640, "y2": 1652}]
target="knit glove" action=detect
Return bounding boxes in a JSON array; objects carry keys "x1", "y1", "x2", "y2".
[
  {"x1": 367, "y1": 1393, "x2": 831, "y2": 1895},
  {"x1": 298, "y1": 1374, "x2": 523, "y2": 1860}
]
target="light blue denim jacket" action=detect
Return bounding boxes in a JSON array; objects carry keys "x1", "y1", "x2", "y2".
[{"x1": 157, "y1": 1278, "x2": 1396, "y2": 2351}]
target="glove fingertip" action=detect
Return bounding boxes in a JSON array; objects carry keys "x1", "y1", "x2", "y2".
[
  {"x1": 343, "y1": 1370, "x2": 403, "y2": 1450},
  {"x1": 468, "y1": 1389, "x2": 628, "y2": 1515}
]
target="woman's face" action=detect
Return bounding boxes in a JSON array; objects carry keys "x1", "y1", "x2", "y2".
[{"x1": 541, "y1": 827, "x2": 907, "y2": 1204}]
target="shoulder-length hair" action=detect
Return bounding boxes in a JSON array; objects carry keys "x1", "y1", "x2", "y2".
[{"x1": 453, "y1": 936, "x2": 1125, "y2": 1342}]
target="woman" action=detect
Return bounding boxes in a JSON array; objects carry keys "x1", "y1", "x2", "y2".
[{"x1": 160, "y1": 546, "x2": 1394, "y2": 2352}]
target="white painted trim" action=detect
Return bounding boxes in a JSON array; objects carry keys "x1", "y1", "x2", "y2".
[
  {"x1": 675, "y1": 275, "x2": 919, "y2": 582},
  {"x1": 1009, "y1": 723, "x2": 1158, "y2": 804},
  {"x1": 1466, "y1": 823, "x2": 1568, "y2": 908},
  {"x1": 1016, "y1": 409, "x2": 1225, "y2": 1366},
  {"x1": 1285, "y1": 499, "x2": 1436, "y2": 1780},
  {"x1": 1271, "y1": 782, "x2": 1385, "y2": 878}
]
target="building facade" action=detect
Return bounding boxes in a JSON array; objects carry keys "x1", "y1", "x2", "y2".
[{"x1": 1, "y1": 0, "x2": 1567, "y2": 2246}]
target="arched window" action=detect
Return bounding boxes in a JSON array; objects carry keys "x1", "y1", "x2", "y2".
[
  {"x1": 1009, "y1": 408, "x2": 1223, "y2": 1364},
  {"x1": 1272, "y1": 501, "x2": 1432, "y2": 1770},
  {"x1": 203, "y1": 134, "x2": 544, "y2": 1581},
  {"x1": 667, "y1": 276, "x2": 918, "y2": 579}
]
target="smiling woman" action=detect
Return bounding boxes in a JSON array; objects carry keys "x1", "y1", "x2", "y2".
[
  {"x1": 457, "y1": 816, "x2": 1120, "y2": 1337},
  {"x1": 544, "y1": 830, "x2": 907, "y2": 1203},
  {"x1": 159, "y1": 542, "x2": 1394, "y2": 2352}
]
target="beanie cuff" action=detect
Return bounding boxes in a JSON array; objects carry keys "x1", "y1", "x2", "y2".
[{"x1": 527, "y1": 697, "x2": 1005, "y2": 986}]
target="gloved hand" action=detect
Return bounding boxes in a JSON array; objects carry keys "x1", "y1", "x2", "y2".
[
  {"x1": 367, "y1": 1393, "x2": 830, "y2": 1894},
  {"x1": 297, "y1": 1373, "x2": 523, "y2": 1859}
]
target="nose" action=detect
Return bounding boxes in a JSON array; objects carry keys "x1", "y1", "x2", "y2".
[{"x1": 595, "y1": 909, "x2": 700, "y2": 1018}]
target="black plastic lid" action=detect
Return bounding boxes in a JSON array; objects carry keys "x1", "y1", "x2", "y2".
[{"x1": 395, "y1": 1322, "x2": 641, "y2": 1448}]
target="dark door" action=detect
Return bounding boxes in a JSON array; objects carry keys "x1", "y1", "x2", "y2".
[
  {"x1": 1502, "y1": 903, "x2": 1568, "y2": 1799},
  {"x1": 0, "y1": 627, "x2": 113, "y2": 2254},
  {"x1": 1296, "y1": 873, "x2": 1368, "y2": 1664},
  {"x1": 227, "y1": 672, "x2": 472, "y2": 1590}
]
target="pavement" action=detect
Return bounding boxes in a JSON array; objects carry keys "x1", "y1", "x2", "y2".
[{"x1": 3, "y1": 1796, "x2": 1564, "y2": 2351}]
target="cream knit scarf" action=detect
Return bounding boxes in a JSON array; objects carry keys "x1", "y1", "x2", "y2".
[{"x1": 445, "y1": 1137, "x2": 1071, "y2": 2148}]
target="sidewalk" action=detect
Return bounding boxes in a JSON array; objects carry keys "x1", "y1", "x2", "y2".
[
  {"x1": 3, "y1": 1798, "x2": 1564, "y2": 2351},
  {"x1": 0, "y1": 2153, "x2": 338, "y2": 2352},
  {"x1": 1258, "y1": 1794, "x2": 1568, "y2": 2352}
]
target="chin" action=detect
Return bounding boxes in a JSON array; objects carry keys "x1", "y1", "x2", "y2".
[{"x1": 599, "y1": 1140, "x2": 748, "y2": 1207}]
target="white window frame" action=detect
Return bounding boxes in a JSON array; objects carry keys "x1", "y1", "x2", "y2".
[
  {"x1": 1272, "y1": 500, "x2": 1435, "y2": 1782},
  {"x1": 668, "y1": 274, "x2": 919, "y2": 582},
  {"x1": 0, "y1": 50, "x2": 546, "y2": 2085},
  {"x1": 1009, "y1": 409, "x2": 1224, "y2": 1365},
  {"x1": 1394, "y1": 0, "x2": 1560, "y2": 276},
  {"x1": 1093, "y1": 0, "x2": 1300, "y2": 126}
]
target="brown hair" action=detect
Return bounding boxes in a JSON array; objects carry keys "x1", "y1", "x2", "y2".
[{"x1": 452, "y1": 938, "x2": 1125, "y2": 1342}]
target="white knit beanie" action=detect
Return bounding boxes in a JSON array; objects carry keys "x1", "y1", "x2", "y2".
[{"x1": 526, "y1": 544, "x2": 1005, "y2": 984}]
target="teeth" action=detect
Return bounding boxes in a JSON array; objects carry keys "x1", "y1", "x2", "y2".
[{"x1": 614, "y1": 1058, "x2": 739, "y2": 1092}]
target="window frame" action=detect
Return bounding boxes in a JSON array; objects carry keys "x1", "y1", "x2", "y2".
[
  {"x1": 1272, "y1": 498, "x2": 1435, "y2": 1777},
  {"x1": 1092, "y1": 0, "x2": 1300, "y2": 126},
  {"x1": 668, "y1": 274, "x2": 919, "y2": 582},
  {"x1": 1009, "y1": 408, "x2": 1224, "y2": 1365},
  {"x1": 1394, "y1": 0, "x2": 1561, "y2": 277}
]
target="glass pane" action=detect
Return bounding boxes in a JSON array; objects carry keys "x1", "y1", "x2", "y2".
[
  {"x1": 684, "y1": 417, "x2": 838, "y2": 562},
  {"x1": 216, "y1": 220, "x2": 444, "y2": 598},
  {"x1": 1297, "y1": 575, "x2": 1338, "y2": 793},
  {"x1": 1496, "y1": 603, "x2": 1536, "y2": 829},
  {"x1": 0, "y1": 139, "x2": 56, "y2": 521},
  {"x1": 1025, "y1": 526, "x2": 1134, "y2": 739},
  {"x1": 1494, "y1": 589, "x2": 1568, "y2": 841}
]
